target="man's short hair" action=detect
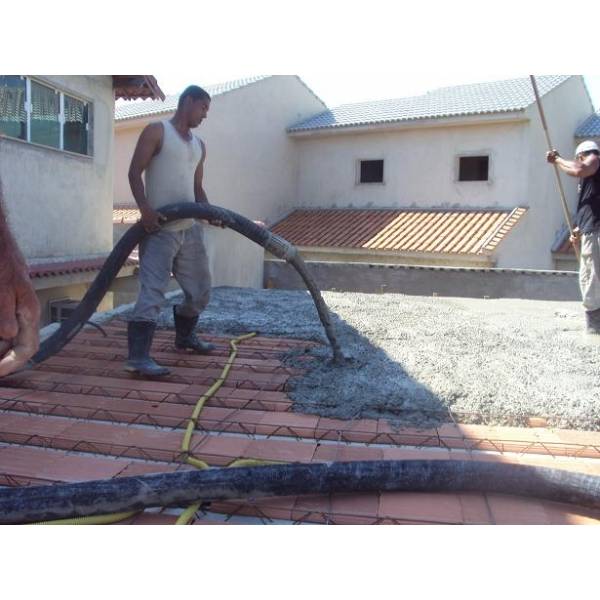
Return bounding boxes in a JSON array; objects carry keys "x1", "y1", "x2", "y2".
[{"x1": 178, "y1": 85, "x2": 211, "y2": 109}]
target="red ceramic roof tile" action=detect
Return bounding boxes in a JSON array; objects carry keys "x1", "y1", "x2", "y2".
[
  {"x1": 113, "y1": 206, "x2": 141, "y2": 224},
  {"x1": 271, "y1": 208, "x2": 527, "y2": 256},
  {"x1": 29, "y1": 256, "x2": 137, "y2": 279}
]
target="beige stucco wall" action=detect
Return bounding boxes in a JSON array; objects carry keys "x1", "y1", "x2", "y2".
[
  {"x1": 293, "y1": 115, "x2": 530, "y2": 212},
  {"x1": 36, "y1": 285, "x2": 113, "y2": 326},
  {"x1": 0, "y1": 75, "x2": 115, "y2": 260},
  {"x1": 114, "y1": 75, "x2": 325, "y2": 288}
]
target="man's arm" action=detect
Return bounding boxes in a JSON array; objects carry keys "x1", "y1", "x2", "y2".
[
  {"x1": 547, "y1": 151, "x2": 600, "y2": 178},
  {"x1": 128, "y1": 123, "x2": 166, "y2": 232},
  {"x1": 0, "y1": 183, "x2": 41, "y2": 376},
  {"x1": 194, "y1": 140, "x2": 209, "y2": 204}
]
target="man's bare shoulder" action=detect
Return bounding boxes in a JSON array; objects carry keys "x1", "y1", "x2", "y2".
[
  {"x1": 141, "y1": 121, "x2": 164, "y2": 139},
  {"x1": 135, "y1": 122, "x2": 164, "y2": 157}
]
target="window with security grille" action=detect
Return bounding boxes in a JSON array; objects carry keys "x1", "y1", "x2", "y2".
[
  {"x1": 459, "y1": 156, "x2": 489, "y2": 181},
  {"x1": 0, "y1": 76, "x2": 27, "y2": 140},
  {"x1": 359, "y1": 159, "x2": 384, "y2": 184},
  {"x1": 30, "y1": 80, "x2": 60, "y2": 148},
  {"x1": 63, "y1": 94, "x2": 88, "y2": 154},
  {"x1": 0, "y1": 76, "x2": 90, "y2": 155}
]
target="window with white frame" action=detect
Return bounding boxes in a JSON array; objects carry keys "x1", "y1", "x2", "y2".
[{"x1": 0, "y1": 76, "x2": 90, "y2": 156}]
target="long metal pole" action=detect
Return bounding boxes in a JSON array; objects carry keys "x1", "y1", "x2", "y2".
[{"x1": 529, "y1": 75, "x2": 580, "y2": 261}]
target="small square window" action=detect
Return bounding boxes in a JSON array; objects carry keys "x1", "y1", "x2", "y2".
[
  {"x1": 459, "y1": 156, "x2": 489, "y2": 181},
  {"x1": 359, "y1": 159, "x2": 384, "y2": 184}
]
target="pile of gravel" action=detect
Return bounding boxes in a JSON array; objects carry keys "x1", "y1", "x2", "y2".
[{"x1": 121, "y1": 286, "x2": 600, "y2": 430}]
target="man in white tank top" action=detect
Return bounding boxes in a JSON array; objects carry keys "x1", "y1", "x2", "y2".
[{"x1": 126, "y1": 85, "x2": 218, "y2": 377}]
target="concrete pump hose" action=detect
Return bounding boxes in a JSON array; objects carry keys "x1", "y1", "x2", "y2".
[
  {"x1": 2, "y1": 460, "x2": 600, "y2": 524},
  {"x1": 29, "y1": 202, "x2": 344, "y2": 366}
]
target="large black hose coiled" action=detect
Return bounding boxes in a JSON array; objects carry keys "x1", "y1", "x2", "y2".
[{"x1": 30, "y1": 202, "x2": 343, "y2": 365}]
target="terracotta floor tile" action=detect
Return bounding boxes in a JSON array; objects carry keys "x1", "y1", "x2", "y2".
[
  {"x1": 542, "y1": 502, "x2": 600, "y2": 525},
  {"x1": 0, "y1": 446, "x2": 130, "y2": 482},
  {"x1": 0, "y1": 387, "x2": 29, "y2": 400},
  {"x1": 376, "y1": 426, "x2": 440, "y2": 447},
  {"x1": 315, "y1": 417, "x2": 379, "y2": 444},
  {"x1": 0, "y1": 413, "x2": 77, "y2": 440},
  {"x1": 330, "y1": 492, "x2": 380, "y2": 524},
  {"x1": 457, "y1": 493, "x2": 495, "y2": 525},
  {"x1": 382, "y1": 447, "x2": 452, "y2": 461},
  {"x1": 485, "y1": 494, "x2": 550, "y2": 525},
  {"x1": 126, "y1": 512, "x2": 179, "y2": 525},
  {"x1": 206, "y1": 499, "x2": 294, "y2": 522},
  {"x1": 115, "y1": 461, "x2": 185, "y2": 478},
  {"x1": 551, "y1": 429, "x2": 600, "y2": 447},
  {"x1": 191, "y1": 435, "x2": 253, "y2": 466},
  {"x1": 259, "y1": 412, "x2": 320, "y2": 431},
  {"x1": 238, "y1": 496, "x2": 297, "y2": 521},
  {"x1": 245, "y1": 439, "x2": 317, "y2": 463},
  {"x1": 61, "y1": 421, "x2": 189, "y2": 462},
  {"x1": 292, "y1": 495, "x2": 333, "y2": 524},
  {"x1": 312, "y1": 444, "x2": 384, "y2": 463},
  {"x1": 379, "y1": 492, "x2": 464, "y2": 524}
]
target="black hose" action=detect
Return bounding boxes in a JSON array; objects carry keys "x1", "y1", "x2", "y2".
[
  {"x1": 30, "y1": 202, "x2": 343, "y2": 365},
  {"x1": 1, "y1": 460, "x2": 600, "y2": 524}
]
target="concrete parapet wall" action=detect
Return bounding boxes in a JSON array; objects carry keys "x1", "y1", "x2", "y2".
[{"x1": 264, "y1": 259, "x2": 581, "y2": 301}]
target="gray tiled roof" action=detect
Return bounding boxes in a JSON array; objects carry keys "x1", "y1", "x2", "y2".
[
  {"x1": 575, "y1": 113, "x2": 600, "y2": 138},
  {"x1": 289, "y1": 75, "x2": 572, "y2": 133},
  {"x1": 115, "y1": 76, "x2": 272, "y2": 121}
]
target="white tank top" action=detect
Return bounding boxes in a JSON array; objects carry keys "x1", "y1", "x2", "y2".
[{"x1": 145, "y1": 120, "x2": 204, "y2": 231}]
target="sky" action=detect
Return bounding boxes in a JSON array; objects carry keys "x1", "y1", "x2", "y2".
[{"x1": 152, "y1": 72, "x2": 600, "y2": 112}]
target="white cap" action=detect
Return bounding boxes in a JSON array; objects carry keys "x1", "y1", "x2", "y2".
[{"x1": 575, "y1": 140, "x2": 599, "y2": 157}]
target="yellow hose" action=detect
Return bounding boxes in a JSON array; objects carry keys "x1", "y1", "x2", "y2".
[
  {"x1": 175, "y1": 503, "x2": 202, "y2": 525},
  {"x1": 34, "y1": 331, "x2": 288, "y2": 525},
  {"x1": 32, "y1": 511, "x2": 138, "y2": 525},
  {"x1": 228, "y1": 458, "x2": 286, "y2": 468}
]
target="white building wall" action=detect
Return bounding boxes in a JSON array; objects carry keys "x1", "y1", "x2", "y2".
[
  {"x1": 0, "y1": 75, "x2": 114, "y2": 260},
  {"x1": 293, "y1": 116, "x2": 530, "y2": 211}
]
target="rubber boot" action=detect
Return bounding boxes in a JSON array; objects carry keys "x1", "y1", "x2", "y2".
[
  {"x1": 125, "y1": 321, "x2": 170, "y2": 376},
  {"x1": 585, "y1": 308, "x2": 600, "y2": 335},
  {"x1": 173, "y1": 306, "x2": 216, "y2": 354}
]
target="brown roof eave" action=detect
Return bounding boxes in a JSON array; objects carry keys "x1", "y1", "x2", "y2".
[{"x1": 113, "y1": 75, "x2": 165, "y2": 101}]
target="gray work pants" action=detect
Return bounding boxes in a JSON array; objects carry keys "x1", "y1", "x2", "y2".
[
  {"x1": 580, "y1": 231, "x2": 600, "y2": 312},
  {"x1": 130, "y1": 223, "x2": 211, "y2": 322}
]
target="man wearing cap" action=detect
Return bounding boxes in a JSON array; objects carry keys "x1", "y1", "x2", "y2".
[{"x1": 547, "y1": 140, "x2": 600, "y2": 334}]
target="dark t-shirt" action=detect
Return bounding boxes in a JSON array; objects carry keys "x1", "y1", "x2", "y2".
[{"x1": 577, "y1": 165, "x2": 600, "y2": 233}]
